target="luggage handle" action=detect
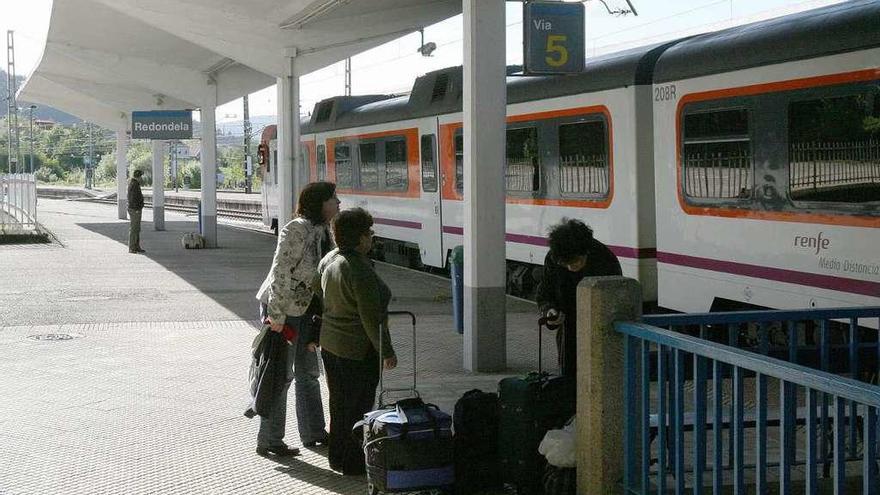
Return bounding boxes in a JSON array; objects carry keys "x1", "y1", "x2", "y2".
[
  {"x1": 396, "y1": 398, "x2": 441, "y2": 440},
  {"x1": 378, "y1": 310, "x2": 418, "y2": 408},
  {"x1": 537, "y1": 315, "x2": 564, "y2": 376}
]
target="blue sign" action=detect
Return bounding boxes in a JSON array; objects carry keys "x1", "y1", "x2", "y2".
[
  {"x1": 523, "y1": 1, "x2": 585, "y2": 75},
  {"x1": 132, "y1": 110, "x2": 193, "y2": 140}
]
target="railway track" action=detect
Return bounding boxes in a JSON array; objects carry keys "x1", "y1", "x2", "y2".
[{"x1": 86, "y1": 198, "x2": 264, "y2": 222}]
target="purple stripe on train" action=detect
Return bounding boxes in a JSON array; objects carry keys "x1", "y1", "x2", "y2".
[
  {"x1": 373, "y1": 217, "x2": 422, "y2": 230},
  {"x1": 442, "y1": 225, "x2": 657, "y2": 259},
  {"x1": 658, "y1": 251, "x2": 880, "y2": 298}
]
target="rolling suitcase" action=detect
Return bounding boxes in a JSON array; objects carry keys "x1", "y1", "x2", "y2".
[
  {"x1": 357, "y1": 311, "x2": 455, "y2": 495},
  {"x1": 453, "y1": 389, "x2": 502, "y2": 495},
  {"x1": 497, "y1": 317, "x2": 576, "y2": 494}
]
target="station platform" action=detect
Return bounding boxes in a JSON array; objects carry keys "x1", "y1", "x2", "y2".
[{"x1": 0, "y1": 198, "x2": 549, "y2": 494}]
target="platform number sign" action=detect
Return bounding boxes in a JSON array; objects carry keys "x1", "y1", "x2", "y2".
[{"x1": 523, "y1": 1, "x2": 585, "y2": 75}]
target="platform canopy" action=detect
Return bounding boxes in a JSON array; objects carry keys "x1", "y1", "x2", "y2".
[{"x1": 18, "y1": 0, "x2": 460, "y2": 129}]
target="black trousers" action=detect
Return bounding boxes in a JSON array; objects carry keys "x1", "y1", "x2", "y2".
[{"x1": 322, "y1": 348, "x2": 380, "y2": 475}]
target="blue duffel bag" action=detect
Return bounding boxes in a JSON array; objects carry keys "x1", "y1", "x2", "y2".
[{"x1": 357, "y1": 397, "x2": 455, "y2": 494}]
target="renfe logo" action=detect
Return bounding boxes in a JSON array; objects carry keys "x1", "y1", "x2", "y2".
[{"x1": 794, "y1": 232, "x2": 831, "y2": 255}]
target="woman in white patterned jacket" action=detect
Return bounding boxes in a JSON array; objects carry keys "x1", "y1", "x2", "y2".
[{"x1": 254, "y1": 181, "x2": 340, "y2": 457}]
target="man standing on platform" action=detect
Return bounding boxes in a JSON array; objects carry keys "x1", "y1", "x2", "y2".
[
  {"x1": 536, "y1": 219, "x2": 621, "y2": 378},
  {"x1": 127, "y1": 169, "x2": 145, "y2": 254}
]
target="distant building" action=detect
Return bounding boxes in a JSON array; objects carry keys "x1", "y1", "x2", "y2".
[{"x1": 34, "y1": 119, "x2": 56, "y2": 130}]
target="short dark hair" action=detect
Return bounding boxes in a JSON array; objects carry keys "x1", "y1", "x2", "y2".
[
  {"x1": 296, "y1": 181, "x2": 336, "y2": 224},
  {"x1": 331, "y1": 207, "x2": 373, "y2": 251},
  {"x1": 548, "y1": 218, "x2": 594, "y2": 264},
  {"x1": 133, "y1": 169, "x2": 143, "y2": 178}
]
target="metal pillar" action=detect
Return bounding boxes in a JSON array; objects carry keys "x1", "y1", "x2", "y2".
[
  {"x1": 201, "y1": 85, "x2": 218, "y2": 248},
  {"x1": 28, "y1": 105, "x2": 35, "y2": 173},
  {"x1": 116, "y1": 126, "x2": 129, "y2": 220},
  {"x1": 462, "y1": 0, "x2": 507, "y2": 372},
  {"x1": 6, "y1": 30, "x2": 21, "y2": 173},
  {"x1": 276, "y1": 53, "x2": 300, "y2": 228},
  {"x1": 243, "y1": 94, "x2": 252, "y2": 194},
  {"x1": 151, "y1": 140, "x2": 165, "y2": 231}
]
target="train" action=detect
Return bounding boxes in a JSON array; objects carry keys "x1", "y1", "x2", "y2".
[{"x1": 258, "y1": 1, "x2": 879, "y2": 317}]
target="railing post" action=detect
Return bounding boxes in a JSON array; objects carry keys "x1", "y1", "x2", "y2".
[{"x1": 576, "y1": 276, "x2": 642, "y2": 494}]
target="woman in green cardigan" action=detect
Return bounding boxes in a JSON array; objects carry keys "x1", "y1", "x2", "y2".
[{"x1": 313, "y1": 207, "x2": 397, "y2": 475}]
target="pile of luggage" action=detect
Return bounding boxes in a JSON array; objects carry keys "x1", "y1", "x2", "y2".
[{"x1": 355, "y1": 315, "x2": 577, "y2": 495}]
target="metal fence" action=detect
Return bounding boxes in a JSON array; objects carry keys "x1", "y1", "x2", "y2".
[
  {"x1": 505, "y1": 159, "x2": 538, "y2": 192},
  {"x1": 0, "y1": 173, "x2": 37, "y2": 232},
  {"x1": 559, "y1": 153, "x2": 608, "y2": 195},
  {"x1": 619, "y1": 307, "x2": 880, "y2": 494},
  {"x1": 683, "y1": 149, "x2": 753, "y2": 199},
  {"x1": 790, "y1": 140, "x2": 880, "y2": 196}
]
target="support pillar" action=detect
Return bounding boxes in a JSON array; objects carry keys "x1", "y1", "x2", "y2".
[
  {"x1": 116, "y1": 127, "x2": 129, "y2": 220},
  {"x1": 151, "y1": 140, "x2": 165, "y2": 231},
  {"x1": 462, "y1": 0, "x2": 507, "y2": 372},
  {"x1": 576, "y1": 276, "x2": 642, "y2": 494},
  {"x1": 276, "y1": 53, "x2": 300, "y2": 228},
  {"x1": 200, "y1": 85, "x2": 218, "y2": 248}
]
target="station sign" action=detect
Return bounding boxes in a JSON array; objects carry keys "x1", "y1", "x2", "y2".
[
  {"x1": 523, "y1": 1, "x2": 585, "y2": 75},
  {"x1": 131, "y1": 110, "x2": 193, "y2": 140}
]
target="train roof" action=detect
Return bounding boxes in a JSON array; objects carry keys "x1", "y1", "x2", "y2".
[
  {"x1": 303, "y1": 41, "x2": 676, "y2": 134},
  {"x1": 653, "y1": 0, "x2": 880, "y2": 83}
]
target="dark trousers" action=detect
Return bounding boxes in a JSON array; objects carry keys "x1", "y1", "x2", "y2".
[{"x1": 322, "y1": 348, "x2": 380, "y2": 475}]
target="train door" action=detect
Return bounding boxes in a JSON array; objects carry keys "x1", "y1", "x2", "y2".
[{"x1": 419, "y1": 119, "x2": 444, "y2": 266}]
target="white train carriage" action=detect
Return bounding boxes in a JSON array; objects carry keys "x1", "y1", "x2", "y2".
[
  {"x1": 260, "y1": 1, "x2": 879, "y2": 313},
  {"x1": 651, "y1": 0, "x2": 880, "y2": 314},
  {"x1": 299, "y1": 45, "x2": 674, "y2": 304},
  {"x1": 257, "y1": 125, "x2": 279, "y2": 230},
  {"x1": 258, "y1": 124, "x2": 312, "y2": 232}
]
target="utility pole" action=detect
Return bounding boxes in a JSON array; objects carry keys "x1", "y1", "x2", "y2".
[
  {"x1": 28, "y1": 104, "x2": 35, "y2": 173},
  {"x1": 243, "y1": 94, "x2": 252, "y2": 193},
  {"x1": 88, "y1": 122, "x2": 95, "y2": 189},
  {"x1": 344, "y1": 57, "x2": 351, "y2": 96},
  {"x1": 6, "y1": 30, "x2": 21, "y2": 173},
  {"x1": 170, "y1": 141, "x2": 179, "y2": 193}
]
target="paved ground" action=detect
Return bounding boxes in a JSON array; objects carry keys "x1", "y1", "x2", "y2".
[{"x1": 0, "y1": 199, "x2": 546, "y2": 495}]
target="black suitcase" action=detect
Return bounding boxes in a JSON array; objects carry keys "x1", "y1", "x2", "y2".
[
  {"x1": 542, "y1": 464, "x2": 577, "y2": 495},
  {"x1": 497, "y1": 317, "x2": 576, "y2": 494},
  {"x1": 453, "y1": 389, "x2": 502, "y2": 494},
  {"x1": 357, "y1": 311, "x2": 455, "y2": 495}
]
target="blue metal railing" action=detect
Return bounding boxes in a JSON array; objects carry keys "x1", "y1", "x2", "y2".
[{"x1": 617, "y1": 307, "x2": 880, "y2": 494}]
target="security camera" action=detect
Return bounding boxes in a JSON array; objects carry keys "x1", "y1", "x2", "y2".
[{"x1": 418, "y1": 42, "x2": 436, "y2": 57}]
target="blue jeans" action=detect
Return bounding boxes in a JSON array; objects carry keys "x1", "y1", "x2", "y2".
[{"x1": 257, "y1": 307, "x2": 327, "y2": 447}]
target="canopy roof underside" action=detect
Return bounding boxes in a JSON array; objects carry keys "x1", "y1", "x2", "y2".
[{"x1": 19, "y1": 0, "x2": 459, "y2": 129}]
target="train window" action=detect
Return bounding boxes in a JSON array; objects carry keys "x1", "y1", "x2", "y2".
[
  {"x1": 788, "y1": 87, "x2": 880, "y2": 205},
  {"x1": 421, "y1": 134, "x2": 438, "y2": 192},
  {"x1": 682, "y1": 108, "x2": 752, "y2": 200},
  {"x1": 558, "y1": 120, "x2": 609, "y2": 196},
  {"x1": 506, "y1": 127, "x2": 540, "y2": 192},
  {"x1": 358, "y1": 142, "x2": 379, "y2": 190},
  {"x1": 385, "y1": 139, "x2": 408, "y2": 191},
  {"x1": 334, "y1": 143, "x2": 352, "y2": 188},
  {"x1": 454, "y1": 132, "x2": 463, "y2": 192},
  {"x1": 317, "y1": 145, "x2": 326, "y2": 181}
]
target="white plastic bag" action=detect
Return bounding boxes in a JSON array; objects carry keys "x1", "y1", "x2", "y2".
[{"x1": 539, "y1": 416, "x2": 577, "y2": 468}]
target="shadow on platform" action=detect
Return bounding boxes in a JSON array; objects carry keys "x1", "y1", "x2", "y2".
[{"x1": 77, "y1": 219, "x2": 276, "y2": 322}]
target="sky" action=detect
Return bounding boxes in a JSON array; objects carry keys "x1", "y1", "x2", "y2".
[{"x1": 1, "y1": 0, "x2": 845, "y2": 126}]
